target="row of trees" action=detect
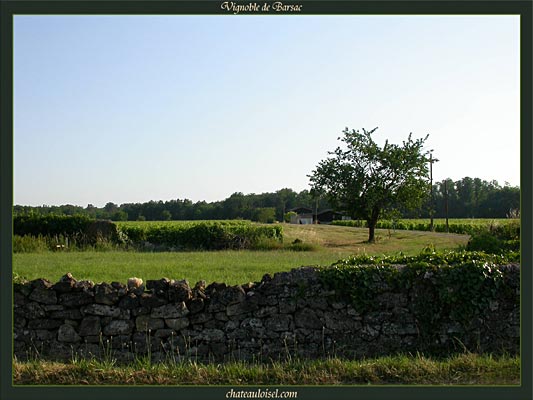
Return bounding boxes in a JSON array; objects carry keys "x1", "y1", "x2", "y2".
[
  {"x1": 14, "y1": 178, "x2": 518, "y2": 223},
  {"x1": 430, "y1": 178, "x2": 519, "y2": 219},
  {"x1": 13, "y1": 189, "x2": 332, "y2": 223}
]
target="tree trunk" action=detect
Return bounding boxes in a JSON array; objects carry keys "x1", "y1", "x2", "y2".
[
  {"x1": 368, "y1": 222, "x2": 376, "y2": 243},
  {"x1": 367, "y1": 207, "x2": 380, "y2": 243}
]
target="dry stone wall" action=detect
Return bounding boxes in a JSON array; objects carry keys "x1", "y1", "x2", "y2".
[{"x1": 13, "y1": 266, "x2": 519, "y2": 363}]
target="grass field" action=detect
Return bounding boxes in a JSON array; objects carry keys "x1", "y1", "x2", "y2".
[
  {"x1": 13, "y1": 224, "x2": 469, "y2": 285},
  {"x1": 13, "y1": 353, "x2": 519, "y2": 385}
]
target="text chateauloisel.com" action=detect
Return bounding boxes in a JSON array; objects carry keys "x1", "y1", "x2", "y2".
[{"x1": 226, "y1": 388, "x2": 298, "y2": 399}]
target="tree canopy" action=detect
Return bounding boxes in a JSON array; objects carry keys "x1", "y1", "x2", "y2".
[
  {"x1": 13, "y1": 179, "x2": 518, "y2": 223},
  {"x1": 309, "y1": 127, "x2": 431, "y2": 242}
]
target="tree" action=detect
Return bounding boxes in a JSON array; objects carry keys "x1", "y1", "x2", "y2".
[
  {"x1": 456, "y1": 177, "x2": 475, "y2": 217},
  {"x1": 309, "y1": 127, "x2": 431, "y2": 242},
  {"x1": 111, "y1": 210, "x2": 128, "y2": 221},
  {"x1": 276, "y1": 188, "x2": 297, "y2": 221},
  {"x1": 104, "y1": 202, "x2": 119, "y2": 215},
  {"x1": 253, "y1": 207, "x2": 277, "y2": 223},
  {"x1": 161, "y1": 210, "x2": 172, "y2": 221}
]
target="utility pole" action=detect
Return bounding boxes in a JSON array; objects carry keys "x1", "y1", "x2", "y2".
[
  {"x1": 311, "y1": 188, "x2": 320, "y2": 224},
  {"x1": 315, "y1": 196, "x2": 318, "y2": 224},
  {"x1": 429, "y1": 152, "x2": 439, "y2": 231},
  {"x1": 444, "y1": 179, "x2": 449, "y2": 233}
]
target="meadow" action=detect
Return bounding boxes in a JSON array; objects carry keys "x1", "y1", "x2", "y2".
[{"x1": 13, "y1": 223, "x2": 470, "y2": 284}]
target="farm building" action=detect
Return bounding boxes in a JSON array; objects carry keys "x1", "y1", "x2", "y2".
[
  {"x1": 289, "y1": 207, "x2": 348, "y2": 224},
  {"x1": 315, "y1": 209, "x2": 345, "y2": 224},
  {"x1": 289, "y1": 207, "x2": 314, "y2": 224}
]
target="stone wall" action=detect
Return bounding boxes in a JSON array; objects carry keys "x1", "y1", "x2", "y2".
[{"x1": 13, "y1": 265, "x2": 520, "y2": 363}]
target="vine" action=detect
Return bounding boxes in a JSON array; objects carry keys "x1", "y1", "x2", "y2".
[{"x1": 318, "y1": 250, "x2": 518, "y2": 345}]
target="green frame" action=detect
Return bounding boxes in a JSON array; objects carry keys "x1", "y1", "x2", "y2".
[{"x1": 1, "y1": 1, "x2": 531, "y2": 399}]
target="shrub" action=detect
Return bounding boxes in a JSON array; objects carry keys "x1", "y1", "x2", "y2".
[
  {"x1": 287, "y1": 240, "x2": 318, "y2": 252},
  {"x1": 253, "y1": 207, "x2": 277, "y2": 223},
  {"x1": 84, "y1": 220, "x2": 123, "y2": 246},
  {"x1": 467, "y1": 232, "x2": 520, "y2": 254},
  {"x1": 14, "y1": 213, "x2": 94, "y2": 238},
  {"x1": 466, "y1": 233, "x2": 505, "y2": 254},
  {"x1": 331, "y1": 248, "x2": 518, "y2": 268},
  {"x1": 489, "y1": 220, "x2": 520, "y2": 241},
  {"x1": 331, "y1": 220, "x2": 366, "y2": 228},
  {"x1": 118, "y1": 221, "x2": 283, "y2": 251},
  {"x1": 13, "y1": 214, "x2": 124, "y2": 251},
  {"x1": 331, "y1": 218, "x2": 520, "y2": 237},
  {"x1": 503, "y1": 239, "x2": 520, "y2": 252},
  {"x1": 13, "y1": 235, "x2": 49, "y2": 253},
  {"x1": 284, "y1": 211, "x2": 297, "y2": 223},
  {"x1": 250, "y1": 237, "x2": 284, "y2": 250}
]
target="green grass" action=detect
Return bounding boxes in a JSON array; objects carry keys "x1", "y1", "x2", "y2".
[
  {"x1": 281, "y1": 223, "x2": 468, "y2": 254},
  {"x1": 13, "y1": 224, "x2": 469, "y2": 285},
  {"x1": 13, "y1": 353, "x2": 519, "y2": 385},
  {"x1": 13, "y1": 250, "x2": 329, "y2": 285}
]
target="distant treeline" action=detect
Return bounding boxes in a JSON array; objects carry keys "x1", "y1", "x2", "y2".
[
  {"x1": 14, "y1": 177, "x2": 519, "y2": 221},
  {"x1": 430, "y1": 177, "x2": 519, "y2": 219},
  {"x1": 15, "y1": 189, "x2": 329, "y2": 223}
]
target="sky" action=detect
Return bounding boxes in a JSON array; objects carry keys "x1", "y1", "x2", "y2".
[{"x1": 14, "y1": 15, "x2": 520, "y2": 207}]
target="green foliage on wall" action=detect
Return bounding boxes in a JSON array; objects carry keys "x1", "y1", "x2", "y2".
[{"x1": 318, "y1": 250, "x2": 519, "y2": 346}]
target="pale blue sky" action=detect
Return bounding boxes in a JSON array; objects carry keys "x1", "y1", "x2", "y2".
[{"x1": 14, "y1": 15, "x2": 520, "y2": 207}]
